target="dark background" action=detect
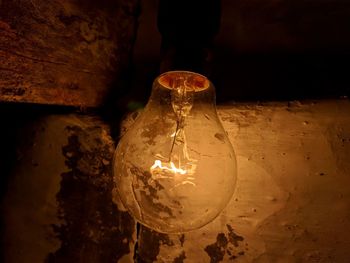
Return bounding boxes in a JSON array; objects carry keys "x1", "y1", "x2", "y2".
[
  {"x1": 1, "y1": 1, "x2": 350, "y2": 261},
  {"x1": 127, "y1": 0, "x2": 350, "y2": 106}
]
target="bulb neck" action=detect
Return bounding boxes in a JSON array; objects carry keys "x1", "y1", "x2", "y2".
[{"x1": 149, "y1": 71, "x2": 216, "y2": 111}]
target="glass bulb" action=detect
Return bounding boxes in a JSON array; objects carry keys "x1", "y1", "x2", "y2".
[{"x1": 113, "y1": 71, "x2": 237, "y2": 233}]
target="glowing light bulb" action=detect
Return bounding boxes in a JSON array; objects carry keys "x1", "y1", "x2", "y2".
[{"x1": 113, "y1": 71, "x2": 237, "y2": 233}]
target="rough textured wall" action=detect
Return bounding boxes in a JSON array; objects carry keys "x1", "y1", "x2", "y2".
[
  {"x1": 2, "y1": 100, "x2": 350, "y2": 262},
  {"x1": 130, "y1": 100, "x2": 350, "y2": 262},
  {"x1": 2, "y1": 115, "x2": 135, "y2": 262},
  {"x1": 0, "y1": 0, "x2": 139, "y2": 107}
]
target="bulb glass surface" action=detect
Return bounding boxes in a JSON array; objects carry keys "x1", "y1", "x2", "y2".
[{"x1": 113, "y1": 71, "x2": 237, "y2": 233}]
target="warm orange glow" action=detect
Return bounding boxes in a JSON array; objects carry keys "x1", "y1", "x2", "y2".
[
  {"x1": 150, "y1": 160, "x2": 187, "y2": 175},
  {"x1": 158, "y1": 71, "x2": 209, "y2": 91},
  {"x1": 113, "y1": 71, "x2": 236, "y2": 233},
  {"x1": 150, "y1": 160, "x2": 197, "y2": 187}
]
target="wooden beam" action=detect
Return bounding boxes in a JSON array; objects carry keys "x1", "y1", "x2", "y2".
[{"x1": 0, "y1": 0, "x2": 139, "y2": 107}]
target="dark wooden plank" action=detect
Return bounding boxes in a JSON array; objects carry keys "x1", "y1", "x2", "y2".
[{"x1": 0, "y1": 0, "x2": 139, "y2": 107}]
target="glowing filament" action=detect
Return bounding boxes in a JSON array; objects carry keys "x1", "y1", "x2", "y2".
[{"x1": 150, "y1": 160, "x2": 187, "y2": 175}]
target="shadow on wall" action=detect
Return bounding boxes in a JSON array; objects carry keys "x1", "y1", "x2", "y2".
[{"x1": 130, "y1": 0, "x2": 350, "y2": 104}]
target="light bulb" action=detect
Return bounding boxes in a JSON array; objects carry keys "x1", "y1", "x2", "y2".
[{"x1": 113, "y1": 71, "x2": 237, "y2": 233}]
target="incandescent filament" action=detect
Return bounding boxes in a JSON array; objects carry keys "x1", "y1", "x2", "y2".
[{"x1": 151, "y1": 160, "x2": 187, "y2": 175}]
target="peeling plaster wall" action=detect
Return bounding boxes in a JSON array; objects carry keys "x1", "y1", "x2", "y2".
[
  {"x1": 2, "y1": 115, "x2": 136, "y2": 262},
  {"x1": 132, "y1": 100, "x2": 350, "y2": 262},
  {"x1": 1, "y1": 100, "x2": 350, "y2": 262}
]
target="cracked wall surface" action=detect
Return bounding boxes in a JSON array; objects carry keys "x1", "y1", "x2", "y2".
[
  {"x1": 2, "y1": 100, "x2": 350, "y2": 262},
  {"x1": 2, "y1": 114, "x2": 136, "y2": 262},
  {"x1": 125, "y1": 100, "x2": 350, "y2": 263}
]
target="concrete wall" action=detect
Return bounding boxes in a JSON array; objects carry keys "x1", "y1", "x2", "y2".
[
  {"x1": 2, "y1": 114, "x2": 135, "y2": 262},
  {"x1": 2, "y1": 100, "x2": 349, "y2": 262}
]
